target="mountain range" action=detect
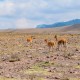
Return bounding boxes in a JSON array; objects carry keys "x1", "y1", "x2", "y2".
[{"x1": 36, "y1": 19, "x2": 80, "y2": 28}]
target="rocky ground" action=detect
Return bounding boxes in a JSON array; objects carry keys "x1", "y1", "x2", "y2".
[{"x1": 0, "y1": 32, "x2": 80, "y2": 80}]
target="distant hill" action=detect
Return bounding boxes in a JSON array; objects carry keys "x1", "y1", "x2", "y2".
[
  {"x1": 36, "y1": 19, "x2": 80, "y2": 28},
  {"x1": 0, "y1": 24, "x2": 80, "y2": 34},
  {"x1": 60, "y1": 24, "x2": 80, "y2": 32}
]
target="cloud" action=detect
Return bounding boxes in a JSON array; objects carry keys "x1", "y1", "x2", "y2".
[
  {"x1": 0, "y1": 1, "x2": 15, "y2": 16},
  {"x1": 0, "y1": 0, "x2": 80, "y2": 29},
  {"x1": 0, "y1": 21, "x2": 14, "y2": 29},
  {"x1": 15, "y1": 18, "x2": 36, "y2": 28},
  {"x1": 47, "y1": 11, "x2": 80, "y2": 23}
]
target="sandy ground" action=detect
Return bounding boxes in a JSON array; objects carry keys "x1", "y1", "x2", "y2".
[{"x1": 0, "y1": 30, "x2": 80, "y2": 80}]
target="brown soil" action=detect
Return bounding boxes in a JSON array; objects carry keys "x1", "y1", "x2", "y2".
[{"x1": 0, "y1": 30, "x2": 80, "y2": 80}]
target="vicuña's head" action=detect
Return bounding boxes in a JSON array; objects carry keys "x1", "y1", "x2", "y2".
[{"x1": 44, "y1": 39, "x2": 48, "y2": 43}]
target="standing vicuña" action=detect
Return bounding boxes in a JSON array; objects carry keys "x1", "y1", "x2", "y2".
[
  {"x1": 27, "y1": 36, "x2": 33, "y2": 43},
  {"x1": 26, "y1": 36, "x2": 34, "y2": 47},
  {"x1": 54, "y1": 35, "x2": 67, "y2": 50},
  {"x1": 44, "y1": 39, "x2": 55, "y2": 52}
]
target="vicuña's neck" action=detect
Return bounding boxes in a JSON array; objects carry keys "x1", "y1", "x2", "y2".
[{"x1": 55, "y1": 36, "x2": 58, "y2": 41}]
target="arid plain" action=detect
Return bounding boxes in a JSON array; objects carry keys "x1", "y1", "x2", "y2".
[{"x1": 0, "y1": 27, "x2": 80, "y2": 80}]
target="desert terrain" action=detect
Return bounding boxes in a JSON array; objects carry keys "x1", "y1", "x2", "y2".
[{"x1": 0, "y1": 28, "x2": 80, "y2": 80}]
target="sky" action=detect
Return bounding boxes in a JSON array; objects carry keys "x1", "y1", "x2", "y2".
[{"x1": 0, "y1": 0, "x2": 80, "y2": 29}]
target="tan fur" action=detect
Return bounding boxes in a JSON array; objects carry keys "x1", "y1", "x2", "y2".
[
  {"x1": 54, "y1": 35, "x2": 67, "y2": 50},
  {"x1": 44, "y1": 39, "x2": 55, "y2": 52},
  {"x1": 27, "y1": 36, "x2": 33, "y2": 43}
]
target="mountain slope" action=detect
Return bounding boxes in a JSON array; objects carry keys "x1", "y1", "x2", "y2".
[
  {"x1": 60, "y1": 24, "x2": 80, "y2": 32},
  {"x1": 37, "y1": 19, "x2": 80, "y2": 28}
]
